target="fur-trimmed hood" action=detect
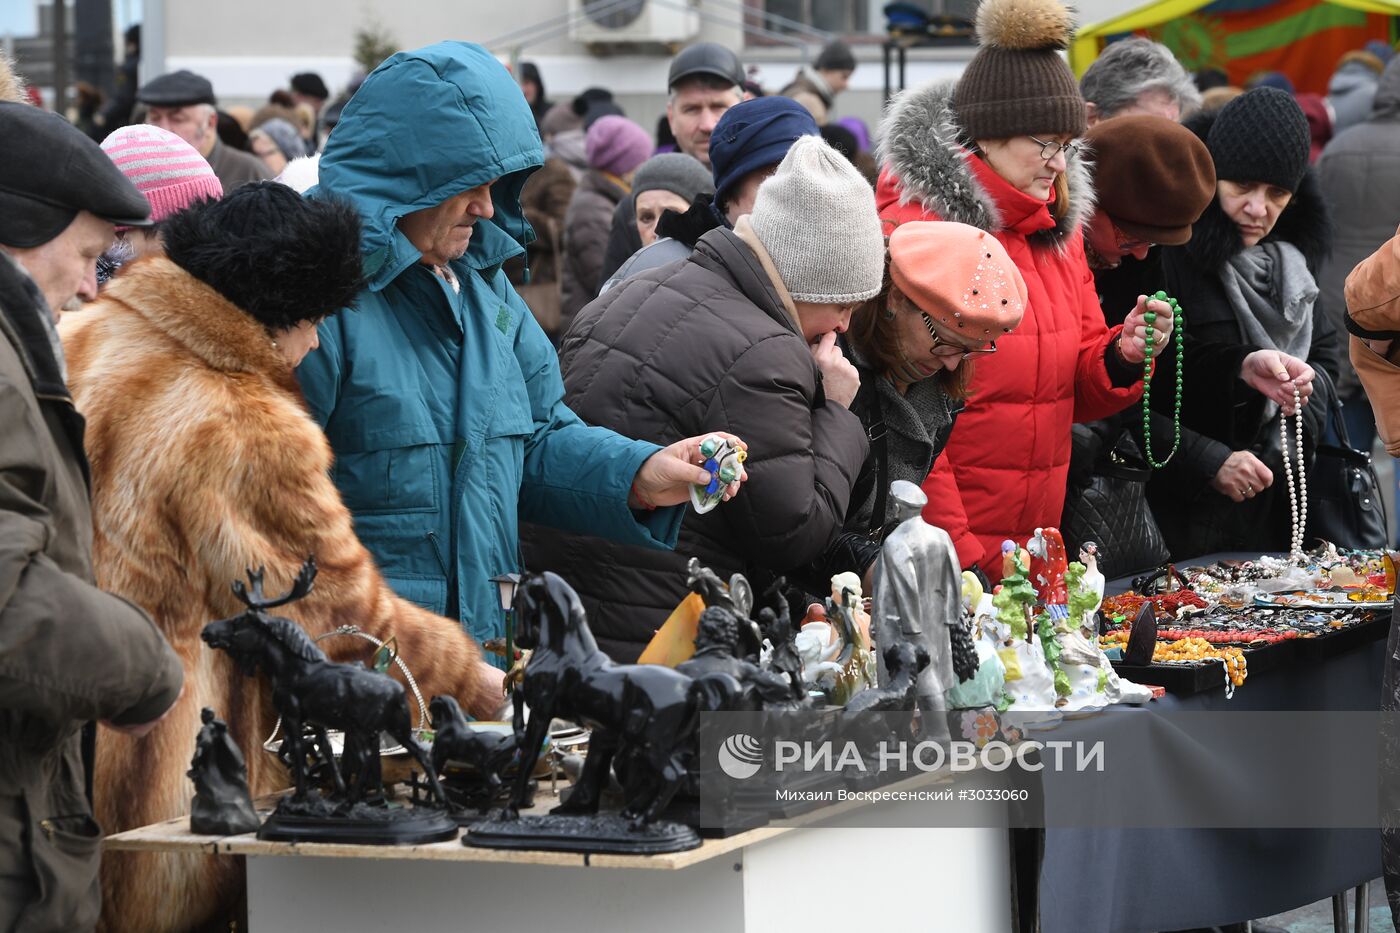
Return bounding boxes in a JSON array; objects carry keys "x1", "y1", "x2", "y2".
[
  {"x1": 875, "y1": 78, "x2": 1095, "y2": 252},
  {"x1": 1180, "y1": 106, "x2": 1333, "y2": 272}
]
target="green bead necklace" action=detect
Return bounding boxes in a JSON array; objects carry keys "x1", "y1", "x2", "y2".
[{"x1": 1140, "y1": 290, "x2": 1184, "y2": 469}]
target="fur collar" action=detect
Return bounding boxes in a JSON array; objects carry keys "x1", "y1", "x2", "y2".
[
  {"x1": 876, "y1": 78, "x2": 1095, "y2": 252},
  {"x1": 97, "y1": 257, "x2": 296, "y2": 389}
]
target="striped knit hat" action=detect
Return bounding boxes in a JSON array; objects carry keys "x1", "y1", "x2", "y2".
[{"x1": 100, "y1": 124, "x2": 223, "y2": 226}]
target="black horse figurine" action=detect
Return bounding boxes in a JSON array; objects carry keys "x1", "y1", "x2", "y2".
[
  {"x1": 505, "y1": 572, "x2": 715, "y2": 829},
  {"x1": 201, "y1": 559, "x2": 449, "y2": 809},
  {"x1": 428, "y1": 695, "x2": 519, "y2": 808}
]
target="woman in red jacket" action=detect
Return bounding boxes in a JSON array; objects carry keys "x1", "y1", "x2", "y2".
[{"x1": 873, "y1": 0, "x2": 1176, "y2": 570}]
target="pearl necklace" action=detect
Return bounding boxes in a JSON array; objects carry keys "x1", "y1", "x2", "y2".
[
  {"x1": 1279, "y1": 383, "x2": 1307, "y2": 562},
  {"x1": 1140, "y1": 291, "x2": 1184, "y2": 468}
]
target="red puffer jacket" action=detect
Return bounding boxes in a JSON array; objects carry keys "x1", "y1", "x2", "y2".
[{"x1": 875, "y1": 80, "x2": 1144, "y2": 570}]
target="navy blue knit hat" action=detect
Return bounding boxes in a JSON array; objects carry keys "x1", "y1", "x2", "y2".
[{"x1": 709, "y1": 97, "x2": 820, "y2": 207}]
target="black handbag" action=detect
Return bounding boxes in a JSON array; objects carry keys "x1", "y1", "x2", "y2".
[
  {"x1": 1308, "y1": 369, "x2": 1390, "y2": 549},
  {"x1": 1061, "y1": 423, "x2": 1171, "y2": 580}
]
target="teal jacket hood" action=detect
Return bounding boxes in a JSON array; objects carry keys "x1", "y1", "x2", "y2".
[{"x1": 310, "y1": 41, "x2": 543, "y2": 291}]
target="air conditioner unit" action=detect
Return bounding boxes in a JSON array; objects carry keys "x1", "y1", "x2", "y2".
[{"x1": 568, "y1": 0, "x2": 700, "y2": 45}]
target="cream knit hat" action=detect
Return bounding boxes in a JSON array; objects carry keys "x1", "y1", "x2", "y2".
[{"x1": 749, "y1": 135, "x2": 884, "y2": 304}]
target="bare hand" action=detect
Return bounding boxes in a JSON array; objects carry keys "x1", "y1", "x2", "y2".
[
  {"x1": 1210, "y1": 450, "x2": 1274, "y2": 503},
  {"x1": 477, "y1": 659, "x2": 508, "y2": 699},
  {"x1": 810, "y1": 332, "x2": 860, "y2": 408},
  {"x1": 1118, "y1": 295, "x2": 1175, "y2": 364},
  {"x1": 1239, "y1": 349, "x2": 1314, "y2": 414},
  {"x1": 630, "y1": 432, "x2": 749, "y2": 509}
]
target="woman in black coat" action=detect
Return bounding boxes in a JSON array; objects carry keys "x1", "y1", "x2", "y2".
[{"x1": 1154, "y1": 88, "x2": 1340, "y2": 558}]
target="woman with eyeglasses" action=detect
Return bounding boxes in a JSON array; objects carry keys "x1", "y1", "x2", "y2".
[
  {"x1": 871, "y1": 0, "x2": 1174, "y2": 572},
  {"x1": 802, "y1": 222, "x2": 1028, "y2": 589},
  {"x1": 1151, "y1": 87, "x2": 1339, "y2": 557}
]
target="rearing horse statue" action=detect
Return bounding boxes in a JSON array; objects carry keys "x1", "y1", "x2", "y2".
[
  {"x1": 506, "y1": 572, "x2": 718, "y2": 829},
  {"x1": 201, "y1": 558, "x2": 449, "y2": 809}
]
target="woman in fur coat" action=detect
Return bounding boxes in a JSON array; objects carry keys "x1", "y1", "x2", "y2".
[
  {"x1": 874, "y1": 0, "x2": 1175, "y2": 571},
  {"x1": 1153, "y1": 88, "x2": 1340, "y2": 556},
  {"x1": 58, "y1": 183, "x2": 502, "y2": 933}
]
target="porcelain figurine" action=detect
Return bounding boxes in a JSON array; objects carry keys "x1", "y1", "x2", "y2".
[
  {"x1": 690, "y1": 434, "x2": 746, "y2": 514},
  {"x1": 1027, "y1": 527, "x2": 1070, "y2": 608},
  {"x1": 825, "y1": 572, "x2": 878, "y2": 706},
  {"x1": 870, "y1": 481, "x2": 964, "y2": 737},
  {"x1": 1057, "y1": 551, "x2": 1153, "y2": 708},
  {"x1": 984, "y1": 553, "x2": 1060, "y2": 712},
  {"x1": 187, "y1": 707, "x2": 260, "y2": 836}
]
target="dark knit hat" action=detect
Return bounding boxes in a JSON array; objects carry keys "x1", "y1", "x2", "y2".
[
  {"x1": 952, "y1": 0, "x2": 1085, "y2": 140},
  {"x1": 162, "y1": 181, "x2": 365, "y2": 331},
  {"x1": 1206, "y1": 87, "x2": 1310, "y2": 192},
  {"x1": 632, "y1": 152, "x2": 714, "y2": 202},
  {"x1": 1086, "y1": 115, "x2": 1216, "y2": 246},
  {"x1": 710, "y1": 96, "x2": 819, "y2": 205}
]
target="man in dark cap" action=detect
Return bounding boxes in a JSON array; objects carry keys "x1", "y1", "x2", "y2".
[
  {"x1": 0, "y1": 101, "x2": 184, "y2": 932},
  {"x1": 138, "y1": 69, "x2": 271, "y2": 189},
  {"x1": 780, "y1": 39, "x2": 857, "y2": 123},
  {"x1": 289, "y1": 71, "x2": 330, "y2": 114},
  {"x1": 598, "y1": 41, "x2": 745, "y2": 283}
]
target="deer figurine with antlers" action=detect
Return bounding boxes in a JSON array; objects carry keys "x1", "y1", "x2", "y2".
[{"x1": 201, "y1": 557, "x2": 450, "y2": 815}]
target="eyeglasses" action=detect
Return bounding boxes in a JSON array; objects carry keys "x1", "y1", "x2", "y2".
[
  {"x1": 930, "y1": 335, "x2": 998, "y2": 361},
  {"x1": 1027, "y1": 135, "x2": 1081, "y2": 162},
  {"x1": 922, "y1": 313, "x2": 998, "y2": 360}
]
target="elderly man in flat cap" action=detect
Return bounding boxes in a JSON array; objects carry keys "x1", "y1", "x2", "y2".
[
  {"x1": 138, "y1": 68, "x2": 270, "y2": 189},
  {"x1": 0, "y1": 101, "x2": 183, "y2": 932}
]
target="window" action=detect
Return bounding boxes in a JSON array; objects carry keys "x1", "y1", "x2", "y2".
[{"x1": 759, "y1": 0, "x2": 867, "y2": 35}]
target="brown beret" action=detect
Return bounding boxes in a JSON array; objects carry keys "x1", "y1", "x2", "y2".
[{"x1": 1085, "y1": 115, "x2": 1216, "y2": 247}]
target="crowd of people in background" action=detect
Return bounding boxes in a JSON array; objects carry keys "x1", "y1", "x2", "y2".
[{"x1": 8, "y1": 5, "x2": 1400, "y2": 929}]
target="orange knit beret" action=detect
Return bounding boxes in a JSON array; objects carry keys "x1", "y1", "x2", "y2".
[{"x1": 888, "y1": 221, "x2": 1028, "y2": 341}]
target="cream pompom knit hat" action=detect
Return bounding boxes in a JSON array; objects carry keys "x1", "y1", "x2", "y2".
[{"x1": 749, "y1": 135, "x2": 884, "y2": 304}]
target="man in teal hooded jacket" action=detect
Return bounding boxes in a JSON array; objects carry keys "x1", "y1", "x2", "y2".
[{"x1": 299, "y1": 42, "x2": 734, "y2": 651}]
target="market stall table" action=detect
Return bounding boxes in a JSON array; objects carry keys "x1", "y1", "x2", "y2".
[
  {"x1": 1035, "y1": 552, "x2": 1390, "y2": 933},
  {"x1": 106, "y1": 773, "x2": 1015, "y2": 933}
]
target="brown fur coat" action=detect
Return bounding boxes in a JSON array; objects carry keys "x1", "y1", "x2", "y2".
[{"x1": 59, "y1": 258, "x2": 499, "y2": 933}]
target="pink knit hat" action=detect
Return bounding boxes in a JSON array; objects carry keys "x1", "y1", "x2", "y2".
[
  {"x1": 100, "y1": 124, "x2": 223, "y2": 226},
  {"x1": 585, "y1": 115, "x2": 652, "y2": 177}
]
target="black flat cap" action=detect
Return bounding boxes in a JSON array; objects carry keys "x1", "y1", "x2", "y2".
[
  {"x1": 136, "y1": 69, "x2": 216, "y2": 107},
  {"x1": 668, "y1": 42, "x2": 745, "y2": 90},
  {"x1": 290, "y1": 72, "x2": 329, "y2": 100},
  {"x1": 0, "y1": 102, "x2": 152, "y2": 248}
]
